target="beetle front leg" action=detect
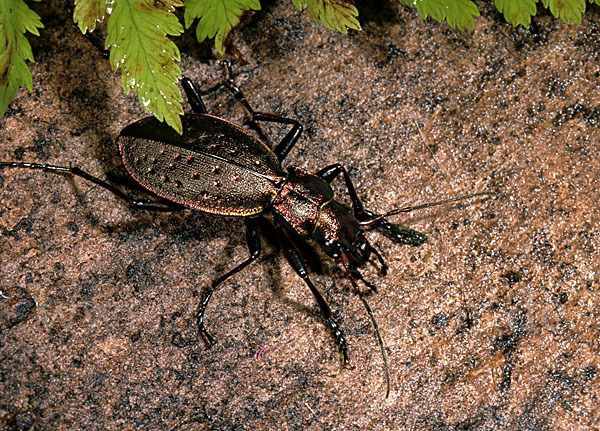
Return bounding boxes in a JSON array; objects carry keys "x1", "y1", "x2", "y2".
[
  {"x1": 316, "y1": 163, "x2": 366, "y2": 218},
  {"x1": 197, "y1": 218, "x2": 261, "y2": 346},
  {"x1": 316, "y1": 163, "x2": 428, "y2": 246},
  {"x1": 276, "y1": 226, "x2": 348, "y2": 364}
]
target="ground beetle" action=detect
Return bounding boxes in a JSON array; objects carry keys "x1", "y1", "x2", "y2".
[{"x1": 0, "y1": 63, "x2": 492, "y2": 396}]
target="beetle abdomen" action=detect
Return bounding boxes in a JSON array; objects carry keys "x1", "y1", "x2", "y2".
[{"x1": 118, "y1": 114, "x2": 285, "y2": 216}]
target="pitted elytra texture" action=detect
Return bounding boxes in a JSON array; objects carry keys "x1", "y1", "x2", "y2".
[{"x1": 118, "y1": 115, "x2": 284, "y2": 216}]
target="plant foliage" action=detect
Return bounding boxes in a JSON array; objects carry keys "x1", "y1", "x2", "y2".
[
  {"x1": 292, "y1": 0, "x2": 360, "y2": 33},
  {"x1": 494, "y1": 0, "x2": 537, "y2": 28},
  {"x1": 184, "y1": 0, "x2": 261, "y2": 55},
  {"x1": 543, "y1": 0, "x2": 586, "y2": 24},
  {"x1": 74, "y1": 0, "x2": 109, "y2": 33},
  {"x1": 401, "y1": 0, "x2": 479, "y2": 30},
  {"x1": 104, "y1": 0, "x2": 184, "y2": 133},
  {"x1": 0, "y1": 0, "x2": 43, "y2": 116},
  {"x1": 0, "y1": 0, "x2": 597, "y2": 132}
]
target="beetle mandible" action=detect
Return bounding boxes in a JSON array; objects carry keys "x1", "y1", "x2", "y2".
[{"x1": 0, "y1": 63, "x2": 492, "y2": 396}]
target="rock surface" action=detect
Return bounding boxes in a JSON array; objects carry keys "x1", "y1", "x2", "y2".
[{"x1": 1, "y1": 1, "x2": 599, "y2": 429}]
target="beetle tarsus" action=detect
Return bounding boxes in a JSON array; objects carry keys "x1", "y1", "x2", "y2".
[
  {"x1": 196, "y1": 288, "x2": 216, "y2": 346},
  {"x1": 63, "y1": 0, "x2": 110, "y2": 58},
  {"x1": 327, "y1": 316, "x2": 349, "y2": 364}
]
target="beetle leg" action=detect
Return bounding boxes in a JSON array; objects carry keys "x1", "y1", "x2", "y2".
[
  {"x1": 276, "y1": 227, "x2": 348, "y2": 364},
  {"x1": 350, "y1": 267, "x2": 378, "y2": 292},
  {"x1": 181, "y1": 77, "x2": 209, "y2": 114},
  {"x1": 316, "y1": 164, "x2": 367, "y2": 218},
  {"x1": 0, "y1": 162, "x2": 183, "y2": 211},
  {"x1": 220, "y1": 64, "x2": 303, "y2": 161},
  {"x1": 250, "y1": 113, "x2": 303, "y2": 162},
  {"x1": 317, "y1": 164, "x2": 397, "y2": 271},
  {"x1": 196, "y1": 218, "x2": 261, "y2": 347},
  {"x1": 316, "y1": 164, "x2": 431, "y2": 247},
  {"x1": 316, "y1": 164, "x2": 402, "y2": 269},
  {"x1": 366, "y1": 242, "x2": 388, "y2": 275}
]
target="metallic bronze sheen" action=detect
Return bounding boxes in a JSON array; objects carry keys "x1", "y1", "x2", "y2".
[
  {"x1": 271, "y1": 166, "x2": 335, "y2": 237},
  {"x1": 118, "y1": 115, "x2": 285, "y2": 216}
]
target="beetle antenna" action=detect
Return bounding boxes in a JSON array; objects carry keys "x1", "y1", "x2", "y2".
[
  {"x1": 359, "y1": 191, "x2": 496, "y2": 227},
  {"x1": 340, "y1": 252, "x2": 391, "y2": 398},
  {"x1": 357, "y1": 293, "x2": 391, "y2": 398}
]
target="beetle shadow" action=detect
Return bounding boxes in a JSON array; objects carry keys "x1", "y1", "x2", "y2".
[
  {"x1": 194, "y1": 216, "x2": 331, "y2": 324},
  {"x1": 89, "y1": 196, "x2": 233, "y2": 245},
  {"x1": 355, "y1": 0, "x2": 405, "y2": 26},
  {"x1": 250, "y1": 218, "x2": 349, "y2": 327},
  {"x1": 95, "y1": 207, "x2": 339, "y2": 334}
]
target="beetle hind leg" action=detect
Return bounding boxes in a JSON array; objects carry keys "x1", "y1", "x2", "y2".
[{"x1": 196, "y1": 218, "x2": 261, "y2": 347}]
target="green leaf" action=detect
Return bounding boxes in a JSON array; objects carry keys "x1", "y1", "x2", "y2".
[
  {"x1": 73, "y1": 0, "x2": 110, "y2": 33},
  {"x1": 494, "y1": 0, "x2": 537, "y2": 28},
  {"x1": 0, "y1": 0, "x2": 43, "y2": 116},
  {"x1": 184, "y1": 0, "x2": 261, "y2": 55},
  {"x1": 106, "y1": 0, "x2": 185, "y2": 133},
  {"x1": 444, "y1": 0, "x2": 479, "y2": 29},
  {"x1": 413, "y1": 0, "x2": 479, "y2": 30},
  {"x1": 542, "y1": 0, "x2": 585, "y2": 24},
  {"x1": 292, "y1": 0, "x2": 361, "y2": 33},
  {"x1": 413, "y1": 0, "x2": 446, "y2": 22}
]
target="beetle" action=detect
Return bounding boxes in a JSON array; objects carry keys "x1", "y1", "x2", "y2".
[{"x1": 0, "y1": 63, "x2": 492, "y2": 396}]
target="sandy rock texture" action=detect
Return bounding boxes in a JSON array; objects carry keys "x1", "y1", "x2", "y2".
[{"x1": 1, "y1": 0, "x2": 599, "y2": 429}]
